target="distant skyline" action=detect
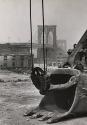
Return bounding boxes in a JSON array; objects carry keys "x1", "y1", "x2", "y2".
[{"x1": 0, "y1": 0, "x2": 87, "y2": 49}]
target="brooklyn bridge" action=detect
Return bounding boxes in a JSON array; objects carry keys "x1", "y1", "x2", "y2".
[{"x1": 0, "y1": 25, "x2": 67, "y2": 69}]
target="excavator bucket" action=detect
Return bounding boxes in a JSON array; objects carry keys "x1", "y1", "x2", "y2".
[{"x1": 24, "y1": 68, "x2": 87, "y2": 123}]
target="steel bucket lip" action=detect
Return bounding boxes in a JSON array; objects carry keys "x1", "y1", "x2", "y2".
[{"x1": 50, "y1": 68, "x2": 80, "y2": 76}]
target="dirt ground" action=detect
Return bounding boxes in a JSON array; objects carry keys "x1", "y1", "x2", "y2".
[{"x1": 0, "y1": 70, "x2": 87, "y2": 125}]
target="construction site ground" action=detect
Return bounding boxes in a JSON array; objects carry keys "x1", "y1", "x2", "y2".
[{"x1": 0, "y1": 70, "x2": 87, "y2": 125}]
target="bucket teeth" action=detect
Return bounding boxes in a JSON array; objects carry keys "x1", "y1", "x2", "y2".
[
  {"x1": 30, "y1": 113, "x2": 43, "y2": 119},
  {"x1": 47, "y1": 114, "x2": 64, "y2": 124},
  {"x1": 39, "y1": 115, "x2": 51, "y2": 121},
  {"x1": 24, "y1": 106, "x2": 39, "y2": 117},
  {"x1": 24, "y1": 111, "x2": 34, "y2": 117},
  {"x1": 47, "y1": 117, "x2": 59, "y2": 124},
  {"x1": 27, "y1": 110, "x2": 63, "y2": 123},
  {"x1": 40, "y1": 112, "x2": 54, "y2": 121}
]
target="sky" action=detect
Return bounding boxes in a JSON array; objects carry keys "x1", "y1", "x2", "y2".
[{"x1": 0, "y1": 0, "x2": 87, "y2": 49}]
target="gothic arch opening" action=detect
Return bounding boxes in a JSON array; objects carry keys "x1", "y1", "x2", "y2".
[
  {"x1": 48, "y1": 31, "x2": 53, "y2": 45},
  {"x1": 41, "y1": 32, "x2": 46, "y2": 44}
]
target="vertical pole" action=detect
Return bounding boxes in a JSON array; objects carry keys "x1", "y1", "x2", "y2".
[{"x1": 30, "y1": 0, "x2": 33, "y2": 70}]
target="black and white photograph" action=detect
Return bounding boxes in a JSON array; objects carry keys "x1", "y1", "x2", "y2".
[{"x1": 0, "y1": 0, "x2": 87, "y2": 125}]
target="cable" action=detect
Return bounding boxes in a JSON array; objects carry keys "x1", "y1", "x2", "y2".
[
  {"x1": 30, "y1": 0, "x2": 33, "y2": 70},
  {"x1": 42, "y1": 0, "x2": 46, "y2": 73},
  {"x1": 46, "y1": 47, "x2": 48, "y2": 72}
]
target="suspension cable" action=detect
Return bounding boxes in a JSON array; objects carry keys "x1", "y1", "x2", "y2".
[
  {"x1": 45, "y1": 47, "x2": 47, "y2": 72},
  {"x1": 30, "y1": 0, "x2": 33, "y2": 70},
  {"x1": 42, "y1": 0, "x2": 46, "y2": 74}
]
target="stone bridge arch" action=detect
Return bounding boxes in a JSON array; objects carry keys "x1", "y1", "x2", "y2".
[{"x1": 38, "y1": 25, "x2": 57, "y2": 48}]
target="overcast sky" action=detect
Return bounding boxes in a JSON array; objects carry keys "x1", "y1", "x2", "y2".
[{"x1": 0, "y1": 0, "x2": 87, "y2": 49}]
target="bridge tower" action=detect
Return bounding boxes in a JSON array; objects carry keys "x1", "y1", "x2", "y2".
[
  {"x1": 38, "y1": 25, "x2": 57, "y2": 48},
  {"x1": 37, "y1": 25, "x2": 57, "y2": 64}
]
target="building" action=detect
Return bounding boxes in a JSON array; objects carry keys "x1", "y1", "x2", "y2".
[
  {"x1": 0, "y1": 43, "x2": 31, "y2": 69},
  {"x1": 0, "y1": 25, "x2": 67, "y2": 69}
]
